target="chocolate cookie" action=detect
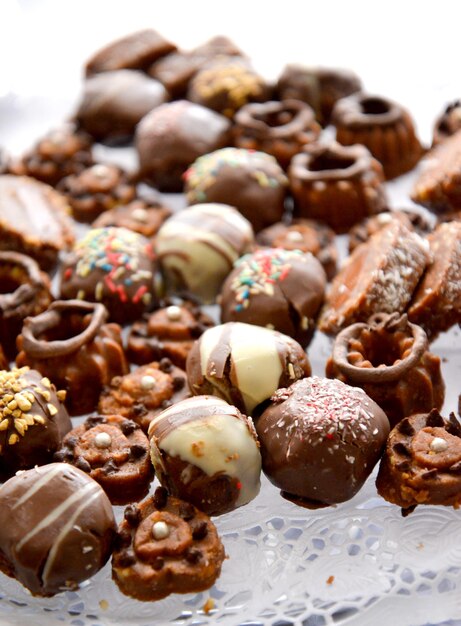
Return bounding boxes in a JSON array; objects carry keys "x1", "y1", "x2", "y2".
[
  {"x1": 112, "y1": 487, "x2": 225, "y2": 601},
  {"x1": 55, "y1": 414, "x2": 153, "y2": 505},
  {"x1": 98, "y1": 360, "x2": 189, "y2": 433}
]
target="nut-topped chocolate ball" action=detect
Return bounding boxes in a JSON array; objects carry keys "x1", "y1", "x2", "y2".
[
  {"x1": 184, "y1": 147, "x2": 289, "y2": 232},
  {"x1": 60, "y1": 227, "x2": 157, "y2": 324},
  {"x1": 155, "y1": 203, "x2": 254, "y2": 303},
  {"x1": 255, "y1": 376, "x2": 390, "y2": 507},
  {"x1": 148, "y1": 395, "x2": 261, "y2": 516},
  {"x1": 220, "y1": 248, "x2": 326, "y2": 347},
  {"x1": 186, "y1": 322, "x2": 311, "y2": 415},
  {"x1": 0, "y1": 463, "x2": 116, "y2": 596},
  {"x1": 0, "y1": 367, "x2": 71, "y2": 479}
]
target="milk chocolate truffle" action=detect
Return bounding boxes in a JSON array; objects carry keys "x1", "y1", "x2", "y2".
[
  {"x1": 186, "y1": 322, "x2": 311, "y2": 415},
  {"x1": 326, "y1": 313, "x2": 445, "y2": 428},
  {"x1": 148, "y1": 395, "x2": 261, "y2": 516},
  {"x1": 75, "y1": 70, "x2": 169, "y2": 142},
  {"x1": 184, "y1": 147, "x2": 289, "y2": 232},
  {"x1": 376, "y1": 410, "x2": 461, "y2": 514},
  {"x1": 233, "y1": 100, "x2": 321, "y2": 169},
  {"x1": 0, "y1": 367, "x2": 71, "y2": 479},
  {"x1": 85, "y1": 28, "x2": 177, "y2": 76},
  {"x1": 0, "y1": 251, "x2": 53, "y2": 359},
  {"x1": 0, "y1": 175, "x2": 75, "y2": 271},
  {"x1": 55, "y1": 414, "x2": 153, "y2": 505},
  {"x1": 255, "y1": 376, "x2": 390, "y2": 507},
  {"x1": 16, "y1": 300, "x2": 129, "y2": 415},
  {"x1": 155, "y1": 203, "x2": 254, "y2": 303},
  {"x1": 135, "y1": 100, "x2": 231, "y2": 191},
  {"x1": 60, "y1": 227, "x2": 156, "y2": 324},
  {"x1": 112, "y1": 488, "x2": 225, "y2": 601},
  {"x1": 98, "y1": 360, "x2": 190, "y2": 433},
  {"x1": 0, "y1": 463, "x2": 116, "y2": 596},
  {"x1": 256, "y1": 218, "x2": 338, "y2": 281},
  {"x1": 432, "y1": 100, "x2": 461, "y2": 146},
  {"x1": 220, "y1": 248, "x2": 326, "y2": 347},
  {"x1": 277, "y1": 65, "x2": 362, "y2": 126}
]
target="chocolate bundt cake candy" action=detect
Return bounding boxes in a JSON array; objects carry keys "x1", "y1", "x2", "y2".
[
  {"x1": 412, "y1": 131, "x2": 461, "y2": 214},
  {"x1": 112, "y1": 487, "x2": 225, "y2": 601},
  {"x1": 135, "y1": 100, "x2": 231, "y2": 191},
  {"x1": 219, "y1": 248, "x2": 326, "y2": 347},
  {"x1": 85, "y1": 28, "x2": 177, "y2": 76},
  {"x1": 0, "y1": 346, "x2": 8, "y2": 371},
  {"x1": 289, "y1": 141, "x2": 388, "y2": 233},
  {"x1": 186, "y1": 322, "x2": 311, "y2": 414},
  {"x1": 155, "y1": 203, "x2": 254, "y2": 303},
  {"x1": 233, "y1": 100, "x2": 321, "y2": 169},
  {"x1": 16, "y1": 300, "x2": 129, "y2": 415},
  {"x1": 184, "y1": 147, "x2": 288, "y2": 232},
  {"x1": 0, "y1": 367, "x2": 71, "y2": 479},
  {"x1": 55, "y1": 414, "x2": 154, "y2": 505},
  {"x1": 407, "y1": 221, "x2": 461, "y2": 339},
  {"x1": 60, "y1": 227, "x2": 157, "y2": 324},
  {"x1": 326, "y1": 313, "x2": 445, "y2": 428},
  {"x1": 347, "y1": 208, "x2": 434, "y2": 254},
  {"x1": 148, "y1": 395, "x2": 261, "y2": 516},
  {"x1": 126, "y1": 302, "x2": 215, "y2": 369},
  {"x1": 75, "y1": 70, "x2": 169, "y2": 143},
  {"x1": 256, "y1": 218, "x2": 338, "y2": 281},
  {"x1": 277, "y1": 65, "x2": 362, "y2": 126},
  {"x1": 432, "y1": 101, "x2": 461, "y2": 146},
  {"x1": 0, "y1": 463, "x2": 116, "y2": 596},
  {"x1": 255, "y1": 376, "x2": 390, "y2": 507},
  {"x1": 57, "y1": 163, "x2": 136, "y2": 223},
  {"x1": 376, "y1": 410, "x2": 461, "y2": 514},
  {"x1": 0, "y1": 251, "x2": 53, "y2": 359},
  {"x1": 318, "y1": 219, "x2": 430, "y2": 335},
  {"x1": 9, "y1": 125, "x2": 94, "y2": 187},
  {"x1": 332, "y1": 93, "x2": 424, "y2": 179},
  {"x1": 0, "y1": 175, "x2": 75, "y2": 271},
  {"x1": 92, "y1": 199, "x2": 172, "y2": 239},
  {"x1": 187, "y1": 57, "x2": 270, "y2": 118},
  {"x1": 98, "y1": 360, "x2": 190, "y2": 433}
]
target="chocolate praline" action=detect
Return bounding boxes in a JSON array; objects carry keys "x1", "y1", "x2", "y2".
[{"x1": 255, "y1": 376, "x2": 390, "y2": 507}]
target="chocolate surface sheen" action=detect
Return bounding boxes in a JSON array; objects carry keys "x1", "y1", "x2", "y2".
[
  {"x1": 0, "y1": 463, "x2": 116, "y2": 596},
  {"x1": 255, "y1": 376, "x2": 390, "y2": 507}
]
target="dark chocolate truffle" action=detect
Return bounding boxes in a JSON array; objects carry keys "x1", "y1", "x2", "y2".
[
  {"x1": 184, "y1": 147, "x2": 289, "y2": 232},
  {"x1": 148, "y1": 395, "x2": 261, "y2": 515},
  {"x1": 60, "y1": 227, "x2": 157, "y2": 324},
  {"x1": 255, "y1": 376, "x2": 390, "y2": 507},
  {"x1": 220, "y1": 248, "x2": 326, "y2": 347},
  {"x1": 0, "y1": 367, "x2": 71, "y2": 479},
  {"x1": 135, "y1": 100, "x2": 231, "y2": 191},
  {"x1": 186, "y1": 322, "x2": 311, "y2": 414},
  {"x1": 0, "y1": 463, "x2": 116, "y2": 596}
]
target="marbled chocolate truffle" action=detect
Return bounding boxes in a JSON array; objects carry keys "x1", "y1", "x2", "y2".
[
  {"x1": 220, "y1": 248, "x2": 326, "y2": 347},
  {"x1": 186, "y1": 322, "x2": 311, "y2": 415},
  {"x1": 60, "y1": 227, "x2": 156, "y2": 324},
  {"x1": 255, "y1": 376, "x2": 390, "y2": 507},
  {"x1": 0, "y1": 463, "x2": 116, "y2": 596},
  {"x1": 155, "y1": 203, "x2": 254, "y2": 303},
  {"x1": 148, "y1": 395, "x2": 261, "y2": 516},
  {"x1": 184, "y1": 147, "x2": 288, "y2": 232},
  {"x1": 0, "y1": 367, "x2": 71, "y2": 479},
  {"x1": 135, "y1": 100, "x2": 231, "y2": 191}
]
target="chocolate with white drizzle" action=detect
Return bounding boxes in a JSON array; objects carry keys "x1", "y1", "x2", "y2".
[
  {"x1": 16, "y1": 300, "x2": 129, "y2": 415},
  {"x1": 255, "y1": 376, "x2": 390, "y2": 507},
  {"x1": 0, "y1": 463, "x2": 116, "y2": 596},
  {"x1": 326, "y1": 313, "x2": 445, "y2": 428},
  {"x1": 148, "y1": 395, "x2": 261, "y2": 516},
  {"x1": 186, "y1": 322, "x2": 311, "y2": 415},
  {"x1": 376, "y1": 409, "x2": 461, "y2": 515}
]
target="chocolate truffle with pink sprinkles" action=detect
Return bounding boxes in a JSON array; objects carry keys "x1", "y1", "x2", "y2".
[{"x1": 255, "y1": 376, "x2": 390, "y2": 507}]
